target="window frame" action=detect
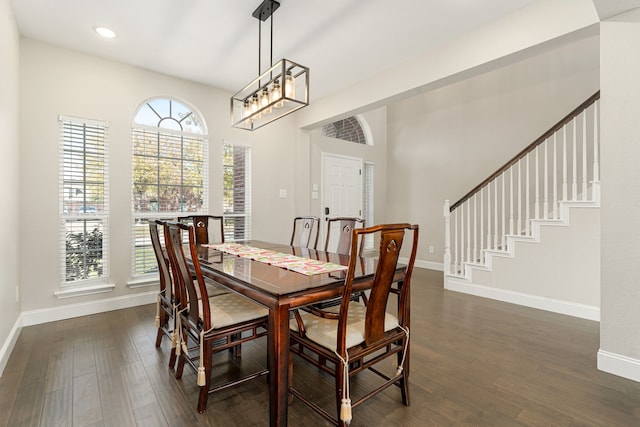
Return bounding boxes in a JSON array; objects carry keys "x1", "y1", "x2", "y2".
[
  {"x1": 130, "y1": 98, "x2": 208, "y2": 280},
  {"x1": 222, "y1": 142, "x2": 252, "y2": 241},
  {"x1": 57, "y1": 115, "x2": 113, "y2": 297}
]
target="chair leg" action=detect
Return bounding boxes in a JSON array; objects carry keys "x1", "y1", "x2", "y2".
[
  {"x1": 399, "y1": 340, "x2": 410, "y2": 406},
  {"x1": 155, "y1": 327, "x2": 163, "y2": 348},
  {"x1": 155, "y1": 310, "x2": 165, "y2": 347},
  {"x1": 231, "y1": 333, "x2": 242, "y2": 358},
  {"x1": 336, "y1": 364, "x2": 346, "y2": 427},
  {"x1": 197, "y1": 340, "x2": 213, "y2": 414},
  {"x1": 174, "y1": 329, "x2": 187, "y2": 379},
  {"x1": 168, "y1": 342, "x2": 177, "y2": 370}
]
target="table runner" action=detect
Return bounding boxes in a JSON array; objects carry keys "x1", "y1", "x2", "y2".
[{"x1": 205, "y1": 243, "x2": 348, "y2": 276}]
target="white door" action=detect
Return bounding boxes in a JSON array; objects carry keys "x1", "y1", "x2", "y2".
[{"x1": 321, "y1": 153, "x2": 363, "y2": 250}]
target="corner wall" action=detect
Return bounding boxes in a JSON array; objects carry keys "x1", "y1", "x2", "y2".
[
  {"x1": 0, "y1": 0, "x2": 22, "y2": 376},
  {"x1": 599, "y1": 8, "x2": 640, "y2": 382}
]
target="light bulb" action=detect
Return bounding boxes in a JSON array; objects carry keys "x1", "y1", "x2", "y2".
[
  {"x1": 271, "y1": 80, "x2": 283, "y2": 108},
  {"x1": 285, "y1": 71, "x2": 295, "y2": 99},
  {"x1": 261, "y1": 86, "x2": 272, "y2": 114},
  {"x1": 243, "y1": 100, "x2": 251, "y2": 118},
  {"x1": 251, "y1": 93, "x2": 261, "y2": 119}
]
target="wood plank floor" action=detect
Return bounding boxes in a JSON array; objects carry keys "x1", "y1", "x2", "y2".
[{"x1": 2, "y1": 268, "x2": 640, "y2": 426}]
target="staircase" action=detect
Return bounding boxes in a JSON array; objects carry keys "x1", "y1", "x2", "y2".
[{"x1": 443, "y1": 92, "x2": 600, "y2": 320}]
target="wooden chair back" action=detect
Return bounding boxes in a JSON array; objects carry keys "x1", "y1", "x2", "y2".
[
  {"x1": 337, "y1": 223, "x2": 418, "y2": 353},
  {"x1": 290, "y1": 216, "x2": 319, "y2": 249},
  {"x1": 178, "y1": 215, "x2": 224, "y2": 245},
  {"x1": 164, "y1": 222, "x2": 212, "y2": 330},
  {"x1": 324, "y1": 217, "x2": 365, "y2": 255},
  {"x1": 150, "y1": 220, "x2": 172, "y2": 297}
]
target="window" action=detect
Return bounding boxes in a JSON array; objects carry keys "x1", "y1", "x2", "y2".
[
  {"x1": 131, "y1": 98, "x2": 208, "y2": 277},
  {"x1": 223, "y1": 143, "x2": 251, "y2": 241},
  {"x1": 59, "y1": 115, "x2": 109, "y2": 285},
  {"x1": 322, "y1": 116, "x2": 367, "y2": 144},
  {"x1": 363, "y1": 162, "x2": 375, "y2": 250}
]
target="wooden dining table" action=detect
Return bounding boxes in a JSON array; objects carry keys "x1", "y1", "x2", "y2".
[{"x1": 190, "y1": 240, "x2": 406, "y2": 427}]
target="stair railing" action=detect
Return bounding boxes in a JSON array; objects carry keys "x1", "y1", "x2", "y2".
[{"x1": 444, "y1": 91, "x2": 600, "y2": 277}]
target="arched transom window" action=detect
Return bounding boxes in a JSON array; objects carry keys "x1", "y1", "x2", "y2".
[{"x1": 322, "y1": 116, "x2": 368, "y2": 144}]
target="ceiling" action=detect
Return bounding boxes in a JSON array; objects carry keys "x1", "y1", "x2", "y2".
[{"x1": 11, "y1": 0, "x2": 543, "y2": 102}]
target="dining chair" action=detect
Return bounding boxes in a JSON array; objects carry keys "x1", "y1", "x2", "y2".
[
  {"x1": 309, "y1": 217, "x2": 366, "y2": 310},
  {"x1": 164, "y1": 221, "x2": 269, "y2": 414},
  {"x1": 149, "y1": 220, "x2": 179, "y2": 369},
  {"x1": 324, "y1": 217, "x2": 365, "y2": 255},
  {"x1": 289, "y1": 223, "x2": 419, "y2": 426},
  {"x1": 178, "y1": 215, "x2": 224, "y2": 245},
  {"x1": 290, "y1": 216, "x2": 320, "y2": 249}
]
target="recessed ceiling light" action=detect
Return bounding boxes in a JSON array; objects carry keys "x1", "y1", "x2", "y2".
[{"x1": 95, "y1": 27, "x2": 116, "y2": 39}]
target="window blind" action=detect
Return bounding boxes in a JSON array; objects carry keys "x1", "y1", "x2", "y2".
[
  {"x1": 131, "y1": 127, "x2": 208, "y2": 276},
  {"x1": 223, "y1": 143, "x2": 252, "y2": 241},
  {"x1": 59, "y1": 115, "x2": 109, "y2": 284}
]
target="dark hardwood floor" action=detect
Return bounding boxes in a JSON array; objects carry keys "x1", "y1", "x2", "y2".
[{"x1": 2, "y1": 268, "x2": 640, "y2": 426}]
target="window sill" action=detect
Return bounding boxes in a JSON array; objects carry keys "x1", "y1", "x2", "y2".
[
  {"x1": 54, "y1": 283, "x2": 116, "y2": 299},
  {"x1": 127, "y1": 275, "x2": 159, "y2": 289}
]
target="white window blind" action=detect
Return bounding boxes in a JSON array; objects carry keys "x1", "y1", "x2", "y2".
[
  {"x1": 59, "y1": 115, "x2": 109, "y2": 284},
  {"x1": 223, "y1": 143, "x2": 251, "y2": 241},
  {"x1": 131, "y1": 99, "x2": 207, "y2": 277},
  {"x1": 363, "y1": 162, "x2": 375, "y2": 250}
]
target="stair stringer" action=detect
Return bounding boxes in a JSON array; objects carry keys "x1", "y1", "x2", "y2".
[{"x1": 445, "y1": 200, "x2": 600, "y2": 321}]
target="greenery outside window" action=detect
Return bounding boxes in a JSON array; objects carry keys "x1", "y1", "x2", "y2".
[
  {"x1": 223, "y1": 143, "x2": 251, "y2": 241},
  {"x1": 131, "y1": 98, "x2": 207, "y2": 277}
]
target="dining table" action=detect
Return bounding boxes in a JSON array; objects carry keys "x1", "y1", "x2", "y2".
[{"x1": 189, "y1": 240, "x2": 406, "y2": 427}]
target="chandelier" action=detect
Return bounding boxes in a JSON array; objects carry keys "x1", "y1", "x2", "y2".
[{"x1": 231, "y1": 0, "x2": 309, "y2": 131}]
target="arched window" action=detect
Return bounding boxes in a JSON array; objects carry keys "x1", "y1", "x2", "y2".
[
  {"x1": 322, "y1": 116, "x2": 368, "y2": 144},
  {"x1": 131, "y1": 98, "x2": 208, "y2": 277}
]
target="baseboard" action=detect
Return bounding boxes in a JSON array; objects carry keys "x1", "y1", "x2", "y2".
[
  {"x1": 598, "y1": 349, "x2": 640, "y2": 382},
  {"x1": 401, "y1": 258, "x2": 443, "y2": 272},
  {"x1": 21, "y1": 290, "x2": 158, "y2": 327},
  {"x1": 0, "y1": 314, "x2": 23, "y2": 378},
  {"x1": 445, "y1": 277, "x2": 600, "y2": 321}
]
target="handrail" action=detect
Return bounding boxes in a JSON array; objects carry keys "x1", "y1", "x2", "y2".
[{"x1": 450, "y1": 91, "x2": 600, "y2": 211}]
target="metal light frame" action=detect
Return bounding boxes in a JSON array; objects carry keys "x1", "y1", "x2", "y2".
[{"x1": 231, "y1": 0, "x2": 309, "y2": 131}]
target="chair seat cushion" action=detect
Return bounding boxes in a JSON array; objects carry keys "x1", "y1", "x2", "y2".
[
  {"x1": 198, "y1": 292, "x2": 268, "y2": 329},
  {"x1": 290, "y1": 303, "x2": 399, "y2": 351}
]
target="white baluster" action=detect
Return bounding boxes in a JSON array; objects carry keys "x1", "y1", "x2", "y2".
[
  {"x1": 501, "y1": 173, "x2": 506, "y2": 250},
  {"x1": 572, "y1": 118, "x2": 578, "y2": 200},
  {"x1": 563, "y1": 124, "x2": 568, "y2": 201},
  {"x1": 473, "y1": 194, "x2": 478, "y2": 263},
  {"x1": 509, "y1": 168, "x2": 514, "y2": 235},
  {"x1": 593, "y1": 100, "x2": 600, "y2": 202},
  {"x1": 543, "y1": 139, "x2": 549, "y2": 219},
  {"x1": 535, "y1": 147, "x2": 540, "y2": 219},
  {"x1": 582, "y1": 110, "x2": 588, "y2": 200},
  {"x1": 480, "y1": 189, "x2": 484, "y2": 263},
  {"x1": 466, "y1": 201, "x2": 471, "y2": 266},
  {"x1": 553, "y1": 133, "x2": 558, "y2": 219},
  {"x1": 525, "y1": 152, "x2": 531, "y2": 235},
  {"x1": 454, "y1": 208, "x2": 459, "y2": 275},
  {"x1": 443, "y1": 200, "x2": 451, "y2": 275},
  {"x1": 494, "y1": 179, "x2": 499, "y2": 249},
  {"x1": 487, "y1": 182, "x2": 492, "y2": 251},
  {"x1": 517, "y1": 159, "x2": 522, "y2": 234}
]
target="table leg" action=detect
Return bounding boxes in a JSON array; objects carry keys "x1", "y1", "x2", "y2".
[{"x1": 269, "y1": 303, "x2": 290, "y2": 427}]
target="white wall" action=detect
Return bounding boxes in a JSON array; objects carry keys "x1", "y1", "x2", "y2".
[
  {"x1": 599, "y1": 8, "x2": 640, "y2": 381},
  {"x1": 307, "y1": 107, "x2": 389, "y2": 238},
  {"x1": 0, "y1": 0, "x2": 21, "y2": 375},
  {"x1": 386, "y1": 35, "x2": 600, "y2": 263},
  {"x1": 18, "y1": 39, "x2": 297, "y2": 313}
]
